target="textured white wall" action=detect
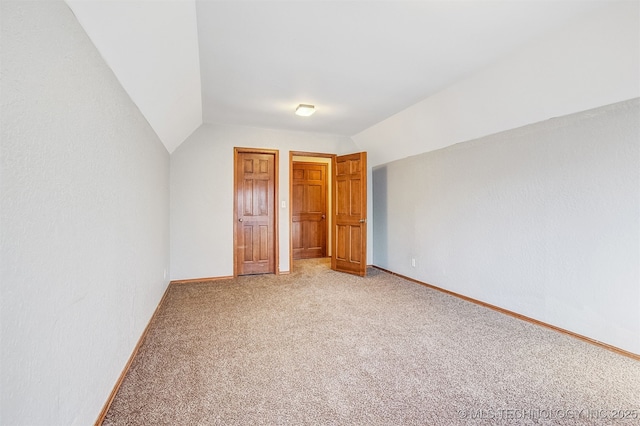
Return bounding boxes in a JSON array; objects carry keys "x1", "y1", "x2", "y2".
[
  {"x1": 373, "y1": 99, "x2": 640, "y2": 354},
  {"x1": 1, "y1": 2, "x2": 170, "y2": 424},
  {"x1": 170, "y1": 124, "x2": 358, "y2": 280},
  {"x1": 353, "y1": 1, "x2": 639, "y2": 168}
]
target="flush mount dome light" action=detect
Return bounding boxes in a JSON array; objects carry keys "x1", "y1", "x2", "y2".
[{"x1": 295, "y1": 104, "x2": 315, "y2": 116}]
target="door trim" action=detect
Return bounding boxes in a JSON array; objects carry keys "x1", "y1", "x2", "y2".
[
  {"x1": 233, "y1": 147, "x2": 279, "y2": 277},
  {"x1": 289, "y1": 151, "x2": 335, "y2": 272}
]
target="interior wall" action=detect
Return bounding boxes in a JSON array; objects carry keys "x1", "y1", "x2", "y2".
[
  {"x1": 373, "y1": 99, "x2": 640, "y2": 354},
  {"x1": 1, "y1": 2, "x2": 170, "y2": 425},
  {"x1": 353, "y1": 0, "x2": 639, "y2": 271},
  {"x1": 170, "y1": 124, "x2": 358, "y2": 280}
]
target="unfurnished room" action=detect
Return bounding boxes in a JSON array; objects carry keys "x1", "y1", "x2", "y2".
[{"x1": 1, "y1": 1, "x2": 639, "y2": 425}]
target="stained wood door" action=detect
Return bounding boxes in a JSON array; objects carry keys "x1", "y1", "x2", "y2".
[
  {"x1": 234, "y1": 149, "x2": 277, "y2": 275},
  {"x1": 292, "y1": 162, "x2": 327, "y2": 259},
  {"x1": 332, "y1": 152, "x2": 367, "y2": 276}
]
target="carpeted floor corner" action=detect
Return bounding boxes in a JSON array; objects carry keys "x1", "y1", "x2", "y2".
[{"x1": 103, "y1": 259, "x2": 640, "y2": 425}]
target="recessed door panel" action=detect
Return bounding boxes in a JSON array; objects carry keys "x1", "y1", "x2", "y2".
[
  {"x1": 350, "y1": 179, "x2": 361, "y2": 216},
  {"x1": 256, "y1": 179, "x2": 269, "y2": 216},
  {"x1": 336, "y1": 180, "x2": 348, "y2": 215},
  {"x1": 308, "y1": 184, "x2": 323, "y2": 212},
  {"x1": 243, "y1": 226, "x2": 253, "y2": 262},
  {"x1": 259, "y1": 225, "x2": 269, "y2": 261},
  {"x1": 292, "y1": 184, "x2": 304, "y2": 215},
  {"x1": 350, "y1": 226, "x2": 362, "y2": 263},
  {"x1": 336, "y1": 224, "x2": 347, "y2": 261}
]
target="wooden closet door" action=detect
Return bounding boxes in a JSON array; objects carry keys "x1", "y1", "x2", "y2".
[
  {"x1": 234, "y1": 149, "x2": 277, "y2": 275},
  {"x1": 332, "y1": 152, "x2": 367, "y2": 276}
]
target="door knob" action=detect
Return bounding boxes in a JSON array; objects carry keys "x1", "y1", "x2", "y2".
[
  {"x1": 359, "y1": 219, "x2": 366, "y2": 223},
  {"x1": 321, "y1": 214, "x2": 326, "y2": 219},
  {"x1": 238, "y1": 218, "x2": 243, "y2": 222}
]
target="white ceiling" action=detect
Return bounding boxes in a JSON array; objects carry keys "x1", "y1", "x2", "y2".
[
  {"x1": 66, "y1": 0, "x2": 203, "y2": 153},
  {"x1": 68, "y1": 0, "x2": 612, "y2": 152}
]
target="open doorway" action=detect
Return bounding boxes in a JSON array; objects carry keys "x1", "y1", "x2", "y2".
[
  {"x1": 289, "y1": 152, "x2": 334, "y2": 272},
  {"x1": 289, "y1": 151, "x2": 368, "y2": 276}
]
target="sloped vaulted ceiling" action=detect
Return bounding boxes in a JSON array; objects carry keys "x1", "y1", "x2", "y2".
[
  {"x1": 66, "y1": 0, "x2": 202, "y2": 153},
  {"x1": 66, "y1": 0, "x2": 611, "y2": 153}
]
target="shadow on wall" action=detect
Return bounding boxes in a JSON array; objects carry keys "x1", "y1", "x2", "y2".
[{"x1": 372, "y1": 165, "x2": 388, "y2": 267}]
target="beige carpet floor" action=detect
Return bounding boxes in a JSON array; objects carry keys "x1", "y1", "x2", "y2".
[{"x1": 103, "y1": 259, "x2": 640, "y2": 425}]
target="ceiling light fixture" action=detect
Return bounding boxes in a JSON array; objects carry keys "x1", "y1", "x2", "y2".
[{"x1": 295, "y1": 104, "x2": 315, "y2": 117}]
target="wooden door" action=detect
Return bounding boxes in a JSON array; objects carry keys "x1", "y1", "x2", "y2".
[
  {"x1": 292, "y1": 162, "x2": 327, "y2": 259},
  {"x1": 332, "y1": 152, "x2": 367, "y2": 276},
  {"x1": 234, "y1": 149, "x2": 277, "y2": 275}
]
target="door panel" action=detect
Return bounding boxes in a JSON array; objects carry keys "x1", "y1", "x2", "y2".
[
  {"x1": 336, "y1": 225, "x2": 346, "y2": 260},
  {"x1": 235, "y1": 150, "x2": 276, "y2": 275},
  {"x1": 292, "y1": 162, "x2": 327, "y2": 259},
  {"x1": 332, "y1": 152, "x2": 367, "y2": 276}
]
